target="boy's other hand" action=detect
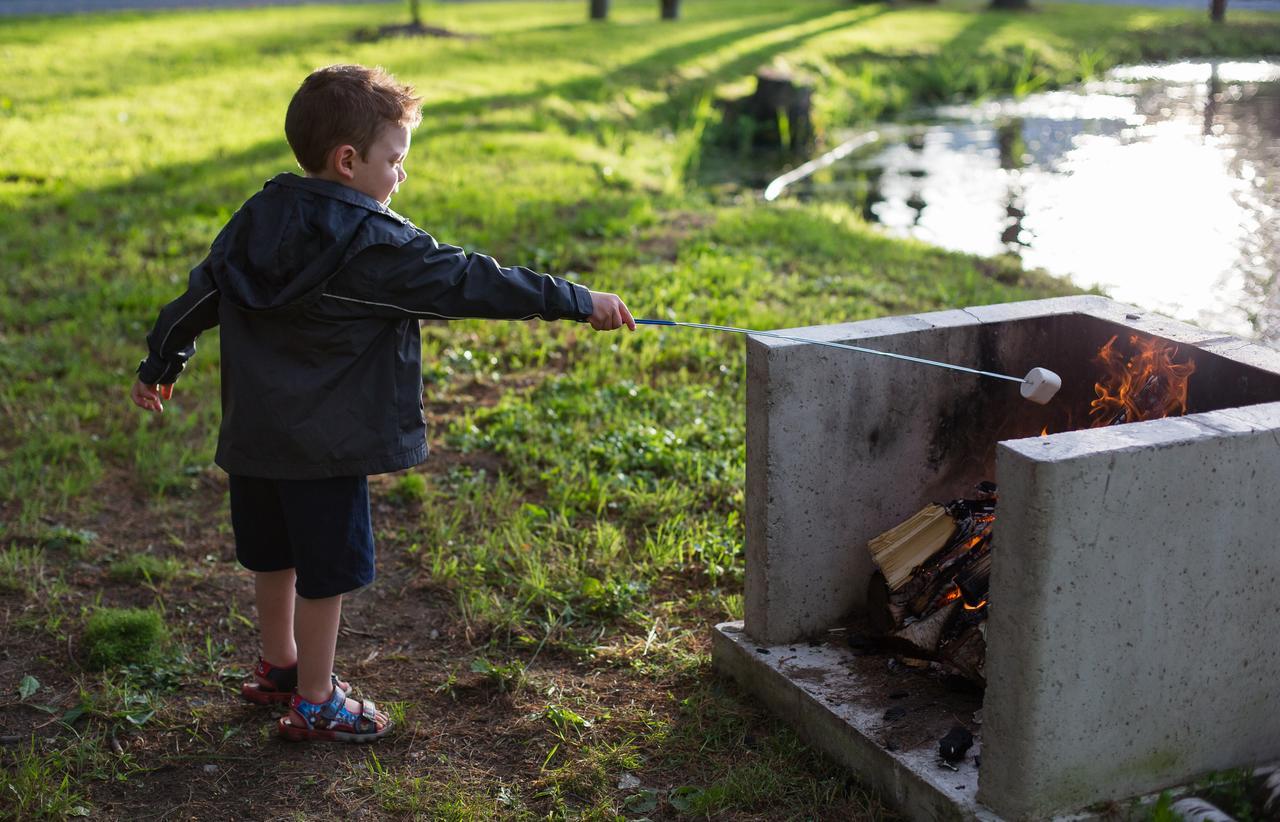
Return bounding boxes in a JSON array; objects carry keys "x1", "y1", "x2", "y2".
[
  {"x1": 587, "y1": 291, "x2": 635, "y2": 331},
  {"x1": 131, "y1": 380, "x2": 173, "y2": 413}
]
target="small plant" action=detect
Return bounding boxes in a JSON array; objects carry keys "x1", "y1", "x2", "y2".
[
  {"x1": 578, "y1": 575, "x2": 647, "y2": 618},
  {"x1": 108, "y1": 553, "x2": 184, "y2": 583},
  {"x1": 1, "y1": 741, "x2": 91, "y2": 819},
  {"x1": 470, "y1": 656, "x2": 526, "y2": 693},
  {"x1": 39, "y1": 525, "x2": 97, "y2": 557},
  {"x1": 0, "y1": 545, "x2": 44, "y2": 594},
  {"x1": 81, "y1": 608, "x2": 168, "y2": 670},
  {"x1": 388, "y1": 473, "x2": 429, "y2": 506}
]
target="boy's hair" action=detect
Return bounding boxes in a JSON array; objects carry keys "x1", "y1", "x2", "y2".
[{"x1": 285, "y1": 64, "x2": 423, "y2": 174}]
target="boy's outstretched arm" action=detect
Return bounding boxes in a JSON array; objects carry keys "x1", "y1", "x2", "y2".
[
  {"x1": 130, "y1": 257, "x2": 221, "y2": 413},
  {"x1": 327, "y1": 232, "x2": 632, "y2": 329}
]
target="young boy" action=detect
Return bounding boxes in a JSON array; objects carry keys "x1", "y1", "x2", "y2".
[{"x1": 130, "y1": 64, "x2": 634, "y2": 743}]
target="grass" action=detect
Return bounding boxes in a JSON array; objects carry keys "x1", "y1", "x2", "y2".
[
  {"x1": 1, "y1": 0, "x2": 1277, "y2": 817},
  {"x1": 81, "y1": 608, "x2": 169, "y2": 670}
]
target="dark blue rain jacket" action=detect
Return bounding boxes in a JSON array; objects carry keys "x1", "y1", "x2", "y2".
[{"x1": 137, "y1": 173, "x2": 593, "y2": 479}]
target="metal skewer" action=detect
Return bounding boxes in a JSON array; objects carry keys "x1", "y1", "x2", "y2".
[{"x1": 634, "y1": 318, "x2": 1062, "y2": 404}]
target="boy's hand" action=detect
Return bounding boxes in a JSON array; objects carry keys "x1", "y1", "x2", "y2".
[
  {"x1": 587, "y1": 291, "x2": 635, "y2": 331},
  {"x1": 131, "y1": 380, "x2": 173, "y2": 414}
]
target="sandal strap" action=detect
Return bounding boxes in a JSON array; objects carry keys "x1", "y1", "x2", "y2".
[
  {"x1": 254, "y1": 657, "x2": 298, "y2": 692},
  {"x1": 252, "y1": 658, "x2": 346, "y2": 694},
  {"x1": 289, "y1": 685, "x2": 379, "y2": 734}
]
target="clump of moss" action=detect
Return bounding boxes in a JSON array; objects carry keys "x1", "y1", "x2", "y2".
[
  {"x1": 108, "y1": 554, "x2": 183, "y2": 583},
  {"x1": 81, "y1": 608, "x2": 168, "y2": 670},
  {"x1": 388, "y1": 473, "x2": 429, "y2": 506}
]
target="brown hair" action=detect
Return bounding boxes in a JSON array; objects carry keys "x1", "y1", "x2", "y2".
[{"x1": 285, "y1": 64, "x2": 423, "y2": 173}]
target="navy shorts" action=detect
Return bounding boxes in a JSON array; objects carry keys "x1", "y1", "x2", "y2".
[{"x1": 229, "y1": 474, "x2": 375, "y2": 599}]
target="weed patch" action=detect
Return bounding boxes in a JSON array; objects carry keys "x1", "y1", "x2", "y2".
[
  {"x1": 107, "y1": 552, "x2": 184, "y2": 583},
  {"x1": 81, "y1": 608, "x2": 168, "y2": 670}
]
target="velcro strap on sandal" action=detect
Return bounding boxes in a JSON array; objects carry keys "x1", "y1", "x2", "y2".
[{"x1": 356, "y1": 700, "x2": 378, "y2": 733}]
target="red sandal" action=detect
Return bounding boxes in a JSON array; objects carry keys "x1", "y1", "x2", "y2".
[
  {"x1": 240, "y1": 657, "x2": 350, "y2": 705},
  {"x1": 277, "y1": 683, "x2": 391, "y2": 743}
]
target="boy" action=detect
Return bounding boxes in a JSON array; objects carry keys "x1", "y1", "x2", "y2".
[{"x1": 130, "y1": 64, "x2": 634, "y2": 743}]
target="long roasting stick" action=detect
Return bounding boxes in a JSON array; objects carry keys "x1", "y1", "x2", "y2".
[{"x1": 634, "y1": 318, "x2": 1062, "y2": 404}]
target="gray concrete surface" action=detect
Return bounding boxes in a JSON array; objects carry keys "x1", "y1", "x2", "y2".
[
  {"x1": 736, "y1": 295, "x2": 1280, "y2": 819},
  {"x1": 982, "y1": 399, "x2": 1280, "y2": 818},
  {"x1": 712, "y1": 621, "x2": 997, "y2": 821}
]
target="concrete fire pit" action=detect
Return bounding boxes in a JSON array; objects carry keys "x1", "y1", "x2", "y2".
[{"x1": 712, "y1": 295, "x2": 1280, "y2": 820}]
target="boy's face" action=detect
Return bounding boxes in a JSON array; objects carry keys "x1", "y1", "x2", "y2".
[{"x1": 349, "y1": 123, "x2": 411, "y2": 207}]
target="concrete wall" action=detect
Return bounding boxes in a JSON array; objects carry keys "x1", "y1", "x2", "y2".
[{"x1": 980, "y1": 401, "x2": 1280, "y2": 819}]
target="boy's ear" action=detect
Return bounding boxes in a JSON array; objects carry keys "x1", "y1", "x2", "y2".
[{"x1": 329, "y1": 144, "x2": 359, "y2": 180}]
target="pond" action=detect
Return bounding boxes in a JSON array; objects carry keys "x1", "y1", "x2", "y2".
[{"x1": 778, "y1": 60, "x2": 1280, "y2": 345}]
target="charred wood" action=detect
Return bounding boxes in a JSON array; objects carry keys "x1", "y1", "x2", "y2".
[{"x1": 886, "y1": 600, "x2": 959, "y2": 658}]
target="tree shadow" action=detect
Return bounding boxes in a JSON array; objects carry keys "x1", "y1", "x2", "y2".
[{"x1": 419, "y1": 5, "x2": 892, "y2": 136}]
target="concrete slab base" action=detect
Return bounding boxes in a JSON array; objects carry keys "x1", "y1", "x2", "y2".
[{"x1": 711, "y1": 620, "x2": 995, "y2": 822}]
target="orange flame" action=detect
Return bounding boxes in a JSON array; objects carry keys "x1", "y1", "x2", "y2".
[
  {"x1": 963, "y1": 599, "x2": 987, "y2": 611},
  {"x1": 1089, "y1": 334, "x2": 1196, "y2": 427}
]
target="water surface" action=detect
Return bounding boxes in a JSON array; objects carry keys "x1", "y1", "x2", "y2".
[{"x1": 788, "y1": 61, "x2": 1280, "y2": 344}]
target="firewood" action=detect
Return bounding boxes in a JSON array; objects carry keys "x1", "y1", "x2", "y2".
[
  {"x1": 886, "y1": 600, "x2": 959, "y2": 658},
  {"x1": 867, "y1": 504, "x2": 957, "y2": 591},
  {"x1": 940, "y1": 623, "x2": 986, "y2": 684},
  {"x1": 955, "y1": 551, "x2": 992, "y2": 606}
]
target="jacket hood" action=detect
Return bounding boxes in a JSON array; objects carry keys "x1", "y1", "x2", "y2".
[{"x1": 207, "y1": 173, "x2": 391, "y2": 312}]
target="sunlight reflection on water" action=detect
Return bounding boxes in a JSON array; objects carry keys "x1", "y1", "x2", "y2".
[{"x1": 793, "y1": 60, "x2": 1280, "y2": 345}]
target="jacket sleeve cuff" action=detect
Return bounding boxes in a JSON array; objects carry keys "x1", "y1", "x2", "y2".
[
  {"x1": 136, "y1": 355, "x2": 182, "y2": 385},
  {"x1": 570, "y1": 283, "x2": 593, "y2": 320}
]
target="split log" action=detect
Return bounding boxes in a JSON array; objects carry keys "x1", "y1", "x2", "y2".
[
  {"x1": 867, "y1": 504, "x2": 956, "y2": 590},
  {"x1": 886, "y1": 601, "x2": 959, "y2": 658},
  {"x1": 940, "y1": 623, "x2": 986, "y2": 684},
  {"x1": 955, "y1": 551, "x2": 991, "y2": 606}
]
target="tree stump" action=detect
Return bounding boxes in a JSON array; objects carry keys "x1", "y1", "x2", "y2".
[{"x1": 719, "y1": 68, "x2": 815, "y2": 153}]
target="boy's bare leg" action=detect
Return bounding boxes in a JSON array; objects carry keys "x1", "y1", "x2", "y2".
[
  {"x1": 294, "y1": 593, "x2": 343, "y2": 703},
  {"x1": 293, "y1": 594, "x2": 388, "y2": 726},
  {"x1": 255, "y1": 569, "x2": 298, "y2": 666}
]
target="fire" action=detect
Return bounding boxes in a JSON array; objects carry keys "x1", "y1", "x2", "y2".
[
  {"x1": 962, "y1": 600, "x2": 987, "y2": 611},
  {"x1": 1089, "y1": 334, "x2": 1196, "y2": 428}
]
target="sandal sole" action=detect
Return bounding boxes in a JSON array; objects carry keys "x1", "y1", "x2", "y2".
[{"x1": 277, "y1": 716, "x2": 391, "y2": 743}]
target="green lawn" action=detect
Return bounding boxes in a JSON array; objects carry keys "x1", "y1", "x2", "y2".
[{"x1": 1, "y1": 0, "x2": 1276, "y2": 818}]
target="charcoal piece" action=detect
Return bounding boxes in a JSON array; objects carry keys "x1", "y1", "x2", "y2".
[
  {"x1": 755, "y1": 648, "x2": 770, "y2": 655},
  {"x1": 883, "y1": 706, "x2": 907, "y2": 722},
  {"x1": 939, "y1": 725, "x2": 974, "y2": 762}
]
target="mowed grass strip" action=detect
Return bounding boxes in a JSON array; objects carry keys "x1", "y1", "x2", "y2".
[{"x1": 2, "y1": 0, "x2": 1277, "y2": 818}]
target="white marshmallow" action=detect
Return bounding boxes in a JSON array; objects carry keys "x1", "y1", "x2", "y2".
[{"x1": 1020, "y1": 367, "x2": 1062, "y2": 405}]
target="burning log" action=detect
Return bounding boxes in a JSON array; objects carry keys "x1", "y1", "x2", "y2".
[
  {"x1": 1089, "y1": 334, "x2": 1196, "y2": 428},
  {"x1": 861, "y1": 483, "x2": 995, "y2": 683}
]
